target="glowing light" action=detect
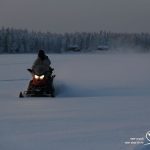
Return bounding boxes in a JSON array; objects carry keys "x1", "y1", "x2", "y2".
[
  {"x1": 34, "y1": 75, "x2": 39, "y2": 79},
  {"x1": 40, "y1": 75, "x2": 44, "y2": 80}
]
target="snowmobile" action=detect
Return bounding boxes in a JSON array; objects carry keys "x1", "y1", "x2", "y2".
[{"x1": 19, "y1": 68, "x2": 55, "y2": 98}]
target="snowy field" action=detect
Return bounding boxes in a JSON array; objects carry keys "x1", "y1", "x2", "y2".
[{"x1": 0, "y1": 52, "x2": 150, "y2": 150}]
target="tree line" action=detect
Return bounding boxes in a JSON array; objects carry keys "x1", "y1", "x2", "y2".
[{"x1": 0, "y1": 27, "x2": 150, "y2": 53}]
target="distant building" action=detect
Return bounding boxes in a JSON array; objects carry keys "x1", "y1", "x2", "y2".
[
  {"x1": 97, "y1": 45, "x2": 109, "y2": 51},
  {"x1": 67, "y1": 45, "x2": 80, "y2": 52}
]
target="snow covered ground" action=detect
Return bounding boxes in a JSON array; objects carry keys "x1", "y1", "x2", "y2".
[{"x1": 0, "y1": 52, "x2": 150, "y2": 150}]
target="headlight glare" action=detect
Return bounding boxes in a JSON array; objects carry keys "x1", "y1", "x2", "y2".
[
  {"x1": 40, "y1": 75, "x2": 44, "y2": 80},
  {"x1": 34, "y1": 75, "x2": 39, "y2": 79}
]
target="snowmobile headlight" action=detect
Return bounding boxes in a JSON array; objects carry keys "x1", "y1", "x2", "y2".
[
  {"x1": 40, "y1": 75, "x2": 45, "y2": 80},
  {"x1": 34, "y1": 75, "x2": 39, "y2": 79}
]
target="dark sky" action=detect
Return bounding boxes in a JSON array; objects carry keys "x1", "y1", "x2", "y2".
[{"x1": 0, "y1": 0, "x2": 150, "y2": 33}]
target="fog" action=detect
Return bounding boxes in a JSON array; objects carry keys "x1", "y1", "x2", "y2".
[{"x1": 0, "y1": 0, "x2": 150, "y2": 33}]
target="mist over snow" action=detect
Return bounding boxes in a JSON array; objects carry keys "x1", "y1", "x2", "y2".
[
  {"x1": 0, "y1": 28, "x2": 150, "y2": 54},
  {"x1": 0, "y1": 53, "x2": 150, "y2": 150}
]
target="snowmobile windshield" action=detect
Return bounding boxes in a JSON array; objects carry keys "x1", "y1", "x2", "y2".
[{"x1": 33, "y1": 66, "x2": 47, "y2": 76}]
